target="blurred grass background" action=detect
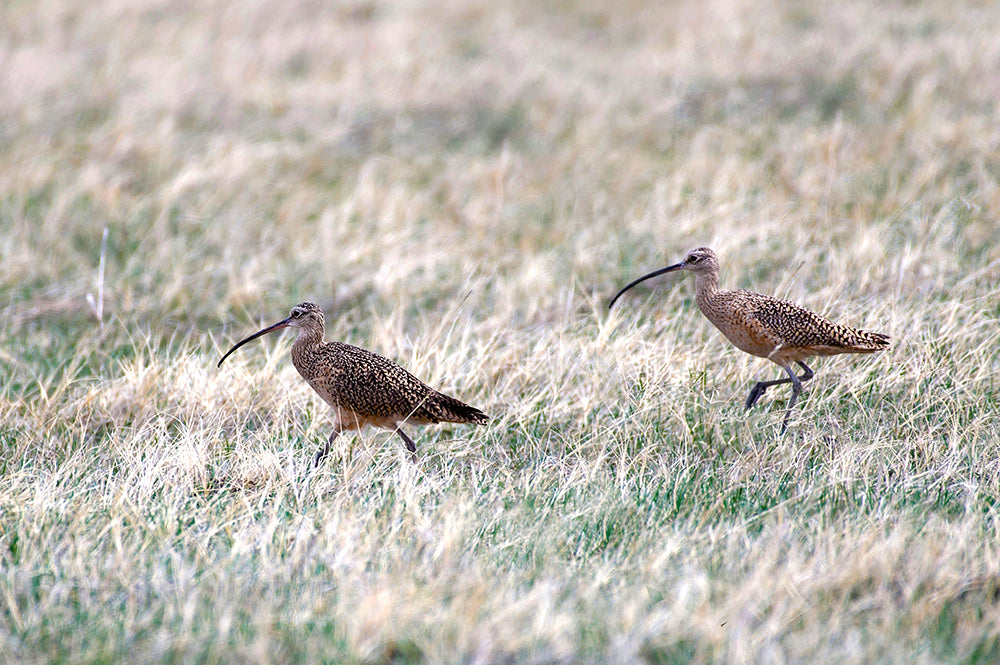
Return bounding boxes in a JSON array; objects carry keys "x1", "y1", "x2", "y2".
[{"x1": 2, "y1": 0, "x2": 999, "y2": 663}]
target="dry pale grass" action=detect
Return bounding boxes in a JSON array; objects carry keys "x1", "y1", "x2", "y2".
[{"x1": 2, "y1": 0, "x2": 1000, "y2": 663}]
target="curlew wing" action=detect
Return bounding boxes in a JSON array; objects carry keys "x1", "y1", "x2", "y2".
[
  {"x1": 299, "y1": 342, "x2": 485, "y2": 425},
  {"x1": 301, "y1": 342, "x2": 434, "y2": 420},
  {"x1": 745, "y1": 291, "x2": 890, "y2": 353}
]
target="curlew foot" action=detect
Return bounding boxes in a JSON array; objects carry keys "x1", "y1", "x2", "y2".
[{"x1": 745, "y1": 382, "x2": 769, "y2": 409}]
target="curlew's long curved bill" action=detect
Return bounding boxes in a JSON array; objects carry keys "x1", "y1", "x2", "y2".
[
  {"x1": 608, "y1": 262, "x2": 684, "y2": 310},
  {"x1": 217, "y1": 317, "x2": 292, "y2": 367}
]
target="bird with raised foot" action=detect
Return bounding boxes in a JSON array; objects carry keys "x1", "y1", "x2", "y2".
[
  {"x1": 218, "y1": 302, "x2": 488, "y2": 465},
  {"x1": 609, "y1": 247, "x2": 890, "y2": 433}
]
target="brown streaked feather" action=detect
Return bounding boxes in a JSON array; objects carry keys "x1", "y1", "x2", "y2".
[
  {"x1": 421, "y1": 391, "x2": 489, "y2": 425},
  {"x1": 745, "y1": 291, "x2": 891, "y2": 353},
  {"x1": 293, "y1": 340, "x2": 487, "y2": 426},
  {"x1": 695, "y1": 287, "x2": 890, "y2": 362}
]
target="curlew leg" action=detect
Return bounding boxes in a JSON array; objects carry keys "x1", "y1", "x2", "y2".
[
  {"x1": 395, "y1": 426, "x2": 418, "y2": 462},
  {"x1": 314, "y1": 428, "x2": 341, "y2": 467},
  {"x1": 745, "y1": 361, "x2": 814, "y2": 410},
  {"x1": 778, "y1": 363, "x2": 805, "y2": 435}
]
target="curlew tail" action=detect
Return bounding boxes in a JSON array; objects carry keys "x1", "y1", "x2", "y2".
[
  {"x1": 843, "y1": 328, "x2": 890, "y2": 352},
  {"x1": 419, "y1": 391, "x2": 489, "y2": 425}
]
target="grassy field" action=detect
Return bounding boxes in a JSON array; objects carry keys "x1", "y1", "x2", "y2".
[{"x1": 3, "y1": 0, "x2": 1000, "y2": 662}]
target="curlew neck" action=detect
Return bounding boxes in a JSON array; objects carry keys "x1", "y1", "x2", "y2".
[
  {"x1": 292, "y1": 319, "x2": 326, "y2": 350},
  {"x1": 693, "y1": 266, "x2": 722, "y2": 311}
]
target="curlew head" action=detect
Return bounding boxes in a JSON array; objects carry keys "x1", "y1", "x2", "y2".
[
  {"x1": 217, "y1": 302, "x2": 325, "y2": 367},
  {"x1": 609, "y1": 247, "x2": 719, "y2": 309}
]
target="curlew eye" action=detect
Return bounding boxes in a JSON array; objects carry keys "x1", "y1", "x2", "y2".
[
  {"x1": 688, "y1": 254, "x2": 700, "y2": 263},
  {"x1": 291, "y1": 310, "x2": 302, "y2": 318}
]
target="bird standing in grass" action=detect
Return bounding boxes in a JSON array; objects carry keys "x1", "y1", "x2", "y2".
[
  {"x1": 609, "y1": 247, "x2": 890, "y2": 433},
  {"x1": 218, "y1": 302, "x2": 488, "y2": 465}
]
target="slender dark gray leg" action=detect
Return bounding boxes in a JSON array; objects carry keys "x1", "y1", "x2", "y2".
[
  {"x1": 314, "y1": 428, "x2": 340, "y2": 467},
  {"x1": 745, "y1": 361, "x2": 814, "y2": 410},
  {"x1": 396, "y1": 427, "x2": 418, "y2": 462},
  {"x1": 778, "y1": 364, "x2": 805, "y2": 435}
]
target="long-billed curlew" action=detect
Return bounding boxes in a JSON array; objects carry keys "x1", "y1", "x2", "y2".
[
  {"x1": 609, "y1": 247, "x2": 890, "y2": 433},
  {"x1": 218, "y1": 302, "x2": 488, "y2": 465}
]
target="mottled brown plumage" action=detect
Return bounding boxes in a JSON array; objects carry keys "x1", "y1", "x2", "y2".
[
  {"x1": 610, "y1": 247, "x2": 890, "y2": 433},
  {"x1": 218, "y1": 302, "x2": 487, "y2": 465}
]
